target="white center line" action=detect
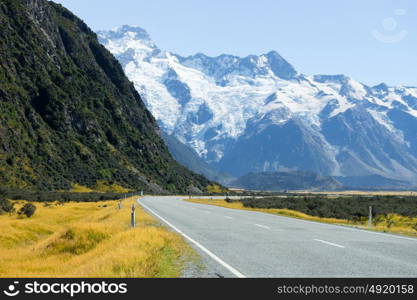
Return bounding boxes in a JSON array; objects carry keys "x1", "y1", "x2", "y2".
[
  {"x1": 138, "y1": 199, "x2": 246, "y2": 278},
  {"x1": 224, "y1": 216, "x2": 233, "y2": 219},
  {"x1": 254, "y1": 224, "x2": 271, "y2": 230},
  {"x1": 314, "y1": 239, "x2": 345, "y2": 248}
]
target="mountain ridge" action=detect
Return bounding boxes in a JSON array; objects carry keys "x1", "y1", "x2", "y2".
[
  {"x1": 98, "y1": 25, "x2": 417, "y2": 189},
  {"x1": 0, "y1": 1, "x2": 213, "y2": 192}
]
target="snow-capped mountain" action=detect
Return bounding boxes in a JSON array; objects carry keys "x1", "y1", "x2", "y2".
[{"x1": 98, "y1": 25, "x2": 417, "y2": 187}]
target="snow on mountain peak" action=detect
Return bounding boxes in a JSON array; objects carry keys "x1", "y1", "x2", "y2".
[
  {"x1": 103, "y1": 25, "x2": 152, "y2": 41},
  {"x1": 98, "y1": 25, "x2": 156, "y2": 58},
  {"x1": 98, "y1": 25, "x2": 417, "y2": 184}
]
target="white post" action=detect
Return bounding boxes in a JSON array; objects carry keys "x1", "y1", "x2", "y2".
[
  {"x1": 368, "y1": 206, "x2": 373, "y2": 227},
  {"x1": 131, "y1": 204, "x2": 136, "y2": 228}
]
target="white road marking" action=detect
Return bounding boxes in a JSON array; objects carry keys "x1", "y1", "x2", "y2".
[
  {"x1": 340, "y1": 226, "x2": 417, "y2": 242},
  {"x1": 224, "y1": 216, "x2": 233, "y2": 219},
  {"x1": 138, "y1": 199, "x2": 246, "y2": 278},
  {"x1": 202, "y1": 210, "x2": 211, "y2": 214},
  {"x1": 246, "y1": 209, "x2": 417, "y2": 242},
  {"x1": 186, "y1": 198, "x2": 417, "y2": 243},
  {"x1": 314, "y1": 239, "x2": 345, "y2": 248},
  {"x1": 254, "y1": 224, "x2": 271, "y2": 230}
]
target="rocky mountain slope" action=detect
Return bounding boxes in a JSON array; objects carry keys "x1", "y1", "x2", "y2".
[
  {"x1": 0, "y1": 1, "x2": 212, "y2": 192},
  {"x1": 161, "y1": 132, "x2": 232, "y2": 184},
  {"x1": 98, "y1": 25, "x2": 417, "y2": 188}
]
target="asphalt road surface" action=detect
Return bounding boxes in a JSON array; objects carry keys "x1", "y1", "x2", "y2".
[{"x1": 137, "y1": 196, "x2": 417, "y2": 278}]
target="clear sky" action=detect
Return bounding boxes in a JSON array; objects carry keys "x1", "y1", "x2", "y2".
[{"x1": 53, "y1": 0, "x2": 416, "y2": 86}]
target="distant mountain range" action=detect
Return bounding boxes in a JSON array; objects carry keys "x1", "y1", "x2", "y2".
[
  {"x1": 98, "y1": 25, "x2": 417, "y2": 190},
  {"x1": 0, "y1": 2, "x2": 212, "y2": 193},
  {"x1": 232, "y1": 171, "x2": 342, "y2": 191}
]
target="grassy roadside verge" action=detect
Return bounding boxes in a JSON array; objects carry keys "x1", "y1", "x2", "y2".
[
  {"x1": 185, "y1": 198, "x2": 417, "y2": 238},
  {"x1": 0, "y1": 197, "x2": 195, "y2": 277}
]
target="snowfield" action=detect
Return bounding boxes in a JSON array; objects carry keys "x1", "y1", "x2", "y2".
[{"x1": 98, "y1": 25, "x2": 417, "y2": 185}]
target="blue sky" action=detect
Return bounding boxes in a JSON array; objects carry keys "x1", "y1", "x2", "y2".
[{"x1": 53, "y1": 0, "x2": 416, "y2": 86}]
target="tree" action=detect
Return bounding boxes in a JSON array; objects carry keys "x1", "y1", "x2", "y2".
[
  {"x1": 18, "y1": 203, "x2": 36, "y2": 218},
  {"x1": 0, "y1": 198, "x2": 15, "y2": 214},
  {"x1": 0, "y1": 189, "x2": 14, "y2": 214}
]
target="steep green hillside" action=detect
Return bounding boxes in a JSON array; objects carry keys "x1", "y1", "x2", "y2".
[{"x1": 0, "y1": 0, "x2": 212, "y2": 193}]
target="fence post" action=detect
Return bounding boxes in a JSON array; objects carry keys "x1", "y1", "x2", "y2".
[
  {"x1": 118, "y1": 200, "x2": 122, "y2": 210},
  {"x1": 131, "y1": 204, "x2": 136, "y2": 228},
  {"x1": 368, "y1": 205, "x2": 373, "y2": 227}
]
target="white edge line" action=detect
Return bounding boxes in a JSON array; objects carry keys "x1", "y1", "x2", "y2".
[
  {"x1": 224, "y1": 216, "x2": 233, "y2": 219},
  {"x1": 183, "y1": 197, "x2": 417, "y2": 243},
  {"x1": 254, "y1": 224, "x2": 271, "y2": 230},
  {"x1": 138, "y1": 199, "x2": 246, "y2": 278},
  {"x1": 314, "y1": 239, "x2": 345, "y2": 248},
  {"x1": 340, "y1": 226, "x2": 417, "y2": 241}
]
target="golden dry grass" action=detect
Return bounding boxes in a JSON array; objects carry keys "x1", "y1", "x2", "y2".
[
  {"x1": 0, "y1": 197, "x2": 194, "y2": 278},
  {"x1": 206, "y1": 184, "x2": 227, "y2": 194},
  {"x1": 186, "y1": 198, "x2": 417, "y2": 238},
  {"x1": 94, "y1": 181, "x2": 130, "y2": 193},
  {"x1": 70, "y1": 182, "x2": 130, "y2": 193},
  {"x1": 70, "y1": 184, "x2": 94, "y2": 193}
]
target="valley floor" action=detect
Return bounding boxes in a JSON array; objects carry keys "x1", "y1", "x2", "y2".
[
  {"x1": 0, "y1": 197, "x2": 199, "y2": 277},
  {"x1": 139, "y1": 196, "x2": 417, "y2": 277}
]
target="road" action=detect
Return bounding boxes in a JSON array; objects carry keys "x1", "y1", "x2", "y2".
[{"x1": 137, "y1": 196, "x2": 417, "y2": 278}]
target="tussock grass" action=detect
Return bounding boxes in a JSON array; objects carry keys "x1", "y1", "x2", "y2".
[
  {"x1": 94, "y1": 181, "x2": 130, "y2": 193},
  {"x1": 70, "y1": 184, "x2": 94, "y2": 193},
  {"x1": 206, "y1": 184, "x2": 227, "y2": 194},
  {"x1": 187, "y1": 198, "x2": 417, "y2": 238},
  {"x1": 0, "y1": 197, "x2": 193, "y2": 277},
  {"x1": 71, "y1": 182, "x2": 130, "y2": 193}
]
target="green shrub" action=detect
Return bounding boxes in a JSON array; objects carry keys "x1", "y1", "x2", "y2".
[
  {"x1": 240, "y1": 195, "x2": 417, "y2": 221},
  {"x1": 0, "y1": 198, "x2": 15, "y2": 214},
  {"x1": 18, "y1": 203, "x2": 36, "y2": 218},
  {"x1": 1, "y1": 188, "x2": 137, "y2": 203},
  {"x1": 0, "y1": 188, "x2": 14, "y2": 214},
  {"x1": 225, "y1": 197, "x2": 232, "y2": 203}
]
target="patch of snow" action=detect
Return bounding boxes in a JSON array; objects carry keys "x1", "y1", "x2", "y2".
[{"x1": 98, "y1": 26, "x2": 417, "y2": 169}]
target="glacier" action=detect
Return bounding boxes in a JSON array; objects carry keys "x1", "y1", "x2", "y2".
[{"x1": 98, "y1": 25, "x2": 417, "y2": 187}]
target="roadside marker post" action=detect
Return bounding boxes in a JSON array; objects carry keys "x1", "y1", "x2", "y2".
[
  {"x1": 118, "y1": 200, "x2": 122, "y2": 210},
  {"x1": 131, "y1": 204, "x2": 136, "y2": 228},
  {"x1": 368, "y1": 205, "x2": 373, "y2": 227}
]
